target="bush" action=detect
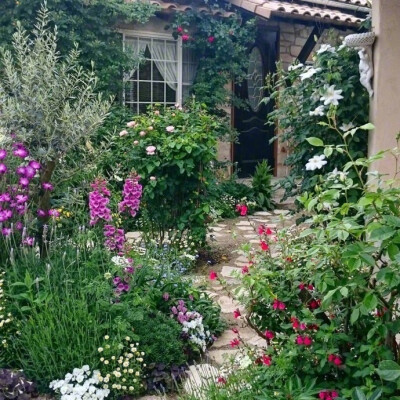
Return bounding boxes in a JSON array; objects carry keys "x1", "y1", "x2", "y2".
[
  {"x1": 98, "y1": 101, "x2": 230, "y2": 246},
  {"x1": 251, "y1": 160, "x2": 275, "y2": 210},
  {"x1": 266, "y1": 44, "x2": 369, "y2": 202}
]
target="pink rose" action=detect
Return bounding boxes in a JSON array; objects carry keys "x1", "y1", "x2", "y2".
[
  {"x1": 133, "y1": 140, "x2": 139, "y2": 145},
  {"x1": 126, "y1": 121, "x2": 136, "y2": 128},
  {"x1": 119, "y1": 130, "x2": 128, "y2": 137},
  {"x1": 139, "y1": 131, "x2": 146, "y2": 137},
  {"x1": 146, "y1": 146, "x2": 156, "y2": 155},
  {"x1": 166, "y1": 125, "x2": 175, "y2": 133}
]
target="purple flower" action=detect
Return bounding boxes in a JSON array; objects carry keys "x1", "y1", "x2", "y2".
[
  {"x1": 42, "y1": 182, "x2": 54, "y2": 191},
  {"x1": 15, "y1": 222, "x2": 23, "y2": 230},
  {"x1": 23, "y1": 237, "x2": 35, "y2": 246},
  {"x1": 13, "y1": 146, "x2": 29, "y2": 159},
  {"x1": 19, "y1": 177, "x2": 29, "y2": 187},
  {"x1": 0, "y1": 163, "x2": 7, "y2": 174},
  {"x1": 89, "y1": 179, "x2": 112, "y2": 225},
  {"x1": 171, "y1": 306, "x2": 178, "y2": 315},
  {"x1": 163, "y1": 293, "x2": 170, "y2": 301},
  {"x1": 16, "y1": 194, "x2": 28, "y2": 204},
  {"x1": 37, "y1": 209, "x2": 47, "y2": 217},
  {"x1": 124, "y1": 266, "x2": 134, "y2": 274},
  {"x1": 28, "y1": 160, "x2": 41, "y2": 170},
  {"x1": 103, "y1": 225, "x2": 125, "y2": 253},
  {"x1": 123, "y1": 283, "x2": 130, "y2": 292},
  {"x1": 16, "y1": 166, "x2": 26, "y2": 176},
  {"x1": 48, "y1": 209, "x2": 60, "y2": 218},
  {"x1": 1, "y1": 227, "x2": 12, "y2": 236},
  {"x1": 113, "y1": 276, "x2": 121, "y2": 285},
  {"x1": 118, "y1": 175, "x2": 142, "y2": 218},
  {"x1": 25, "y1": 166, "x2": 36, "y2": 179},
  {"x1": 0, "y1": 209, "x2": 13, "y2": 222},
  {"x1": 0, "y1": 149, "x2": 7, "y2": 160},
  {"x1": 189, "y1": 294, "x2": 194, "y2": 301},
  {"x1": 0, "y1": 193, "x2": 11, "y2": 202}
]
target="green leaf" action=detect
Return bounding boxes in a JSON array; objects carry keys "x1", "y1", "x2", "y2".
[
  {"x1": 363, "y1": 292, "x2": 378, "y2": 311},
  {"x1": 376, "y1": 360, "x2": 400, "y2": 381},
  {"x1": 360, "y1": 122, "x2": 375, "y2": 130},
  {"x1": 370, "y1": 226, "x2": 396, "y2": 241},
  {"x1": 350, "y1": 308, "x2": 360, "y2": 324},
  {"x1": 388, "y1": 244, "x2": 400, "y2": 261},
  {"x1": 340, "y1": 287, "x2": 349, "y2": 297},
  {"x1": 352, "y1": 387, "x2": 366, "y2": 400},
  {"x1": 324, "y1": 146, "x2": 333, "y2": 157},
  {"x1": 368, "y1": 388, "x2": 382, "y2": 400},
  {"x1": 306, "y1": 137, "x2": 324, "y2": 147}
]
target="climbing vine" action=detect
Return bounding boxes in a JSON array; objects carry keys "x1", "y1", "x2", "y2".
[{"x1": 169, "y1": 1, "x2": 256, "y2": 112}]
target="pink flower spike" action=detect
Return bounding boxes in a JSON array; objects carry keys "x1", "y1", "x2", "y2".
[
  {"x1": 42, "y1": 182, "x2": 54, "y2": 191},
  {"x1": 209, "y1": 271, "x2": 218, "y2": 281}
]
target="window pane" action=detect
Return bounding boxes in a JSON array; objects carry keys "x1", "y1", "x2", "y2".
[
  {"x1": 166, "y1": 84, "x2": 176, "y2": 103},
  {"x1": 124, "y1": 81, "x2": 137, "y2": 103},
  {"x1": 152, "y1": 61, "x2": 164, "y2": 81},
  {"x1": 139, "y1": 103, "x2": 150, "y2": 114},
  {"x1": 153, "y1": 82, "x2": 164, "y2": 103},
  {"x1": 182, "y1": 84, "x2": 191, "y2": 101},
  {"x1": 139, "y1": 59, "x2": 151, "y2": 81},
  {"x1": 139, "y1": 82, "x2": 151, "y2": 102}
]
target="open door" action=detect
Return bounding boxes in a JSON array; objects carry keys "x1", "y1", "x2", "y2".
[{"x1": 234, "y1": 29, "x2": 277, "y2": 178}]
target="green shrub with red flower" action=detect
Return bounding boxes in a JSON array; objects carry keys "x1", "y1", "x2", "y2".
[{"x1": 171, "y1": 0, "x2": 256, "y2": 112}]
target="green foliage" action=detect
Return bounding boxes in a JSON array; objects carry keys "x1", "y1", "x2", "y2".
[
  {"x1": 98, "y1": 101, "x2": 229, "y2": 246},
  {"x1": 171, "y1": 0, "x2": 256, "y2": 112},
  {"x1": 0, "y1": 5, "x2": 111, "y2": 218},
  {"x1": 0, "y1": 0, "x2": 158, "y2": 95},
  {"x1": 265, "y1": 44, "x2": 369, "y2": 201},
  {"x1": 130, "y1": 312, "x2": 186, "y2": 367},
  {"x1": 251, "y1": 160, "x2": 275, "y2": 210}
]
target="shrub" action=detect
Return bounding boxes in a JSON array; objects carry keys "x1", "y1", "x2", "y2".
[
  {"x1": 98, "y1": 101, "x2": 228, "y2": 246},
  {"x1": 251, "y1": 160, "x2": 275, "y2": 210},
  {"x1": 0, "y1": 5, "x2": 110, "y2": 218},
  {"x1": 266, "y1": 44, "x2": 369, "y2": 201}
]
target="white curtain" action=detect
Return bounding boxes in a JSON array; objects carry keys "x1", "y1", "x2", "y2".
[
  {"x1": 151, "y1": 41, "x2": 177, "y2": 91},
  {"x1": 123, "y1": 40, "x2": 148, "y2": 82}
]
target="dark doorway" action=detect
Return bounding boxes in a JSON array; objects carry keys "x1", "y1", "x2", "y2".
[{"x1": 234, "y1": 29, "x2": 278, "y2": 178}]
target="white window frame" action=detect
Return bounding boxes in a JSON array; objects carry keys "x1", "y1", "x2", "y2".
[{"x1": 121, "y1": 29, "x2": 184, "y2": 111}]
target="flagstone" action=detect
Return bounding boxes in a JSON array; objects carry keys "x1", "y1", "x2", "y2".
[
  {"x1": 217, "y1": 296, "x2": 244, "y2": 314},
  {"x1": 254, "y1": 211, "x2": 272, "y2": 216},
  {"x1": 210, "y1": 226, "x2": 224, "y2": 232},
  {"x1": 236, "y1": 226, "x2": 254, "y2": 231},
  {"x1": 235, "y1": 255, "x2": 249, "y2": 263},
  {"x1": 207, "y1": 349, "x2": 239, "y2": 365},
  {"x1": 236, "y1": 221, "x2": 252, "y2": 226},
  {"x1": 273, "y1": 209, "x2": 290, "y2": 215},
  {"x1": 221, "y1": 266, "x2": 242, "y2": 278}
]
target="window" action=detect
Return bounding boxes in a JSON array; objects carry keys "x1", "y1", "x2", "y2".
[{"x1": 123, "y1": 33, "x2": 197, "y2": 114}]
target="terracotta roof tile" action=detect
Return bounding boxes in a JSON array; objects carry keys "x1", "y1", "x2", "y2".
[{"x1": 229, "y1": 0, "x2": 366, "y2": 26}]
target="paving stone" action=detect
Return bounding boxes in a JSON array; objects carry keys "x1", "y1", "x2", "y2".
[
  {"x1": 244, "y1": 235, "x2": 258, "y2": 240},
  {"x1": 207, "y1": 349, "x2": 239, "y2": 365},
  {"x1": 254, "y1": 211, "x2": 272, "y2": 216},
  {"x1": 208, "y1": 232, "x2": 224, "y2": 238},
  {"x1": 247, "y1": 335, "x2": 267, "y2": 348},
  {"x1": 250, "y1": 239, "x2": 260, "y2": 244},
  {"x1": 233, "y1": 287, "x2": 249, "y2": 299},
  {"x1": 137, "y1": 396, "x2": 167, "y2": 400},
  {"x1": 236, "y1": 255, "x2": 249, "y2": 263},
  {"x1": 215, "y1": 223, "x2": 227, "y2": 228},
  {"x1": 203, "y1": 290, "x2": 219, "y2": 299},
  {"x1": 234, "y1": 261, "x2": 248, "y2": 268},
  {"x1": 183, "y1": 364, "x2": 219, "y2": 399},
  {"x1": 235, "y1": 221, "x2": 252, "y2": 226},
  {"x1": 217, "y1": 296, "x2": 244, "y2": 314},
  {"x1": 274, "y1": 209, "x2": 289, "y2": 215},
  {"x1": 236, "y1": 226, "x2": 254, "y2": 231},
  {"x1": 221, "y1": 266, "x2": 242, "y2": 278},
  {"x1": 213, "y1": 327, "x2": 255, "y2": 348},
  {"x1": 125, "y1": 231, "x2": 142, "y2": 239}
]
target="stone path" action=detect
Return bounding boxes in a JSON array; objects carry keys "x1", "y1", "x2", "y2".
[{"x1": 204, "y1": 209, "x2": 298, "y2": 366}]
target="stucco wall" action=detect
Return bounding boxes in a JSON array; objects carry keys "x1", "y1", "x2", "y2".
[{"x1": 369, "y1": 1, "x2": 400, "y2": 180}]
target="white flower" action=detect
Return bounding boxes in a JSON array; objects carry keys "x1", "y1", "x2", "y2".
[
  {"x1": 317, "y1": 44, "x2": 335, "y2": 54},
  {"x1": 320, "y1": 85, "x2": 343, "y2": 106},
  {"x1": 288, "y1": 63, "x2": 304, "y2": 71},
  {"x1": 305, "y1": 154, "x2": 327, "y2": 171},
  {"x1": 309, "y1": 105, "x2": 325, "y2": 117},
  {"x1": 166, "y1": 125, "x2": 175, "y2": 132},
  {"x1": 300, "y1": 67, "x2": 321, "y2": 81},
  {"x1": 329, "y1": 168, "x2": 348, "y2": 181},
  {"x1": 340, "y1": 122, "x2": 355, "y2": 132}
]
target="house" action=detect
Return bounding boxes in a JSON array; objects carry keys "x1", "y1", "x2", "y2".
[{"x1": 119, "y1": 0, "x2": 370, "y2": 178}]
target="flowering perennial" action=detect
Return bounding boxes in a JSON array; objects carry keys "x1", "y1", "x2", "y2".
[
  {"x1": 49, "y1": 366, "x2": 110, "y2": 400},
  {"x1": 118, "y1": 175, "x2": 142, "y2": 218},
  {"x1": 89, "y1": 178, "x2": 112, "y2": 226}
]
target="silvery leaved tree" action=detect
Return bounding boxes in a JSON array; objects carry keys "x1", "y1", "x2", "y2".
[{"x1": 0, "y1": 4, "x2": 111, "y2": 219}]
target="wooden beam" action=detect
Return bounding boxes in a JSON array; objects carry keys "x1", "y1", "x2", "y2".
[{"x1": 297, "y1": 25, "x2": 325, "y2": 64}]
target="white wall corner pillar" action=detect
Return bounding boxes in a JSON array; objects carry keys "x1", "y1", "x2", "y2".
[{"x1": 369, "y1": 0, "x2": 400, "y2": 180}]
